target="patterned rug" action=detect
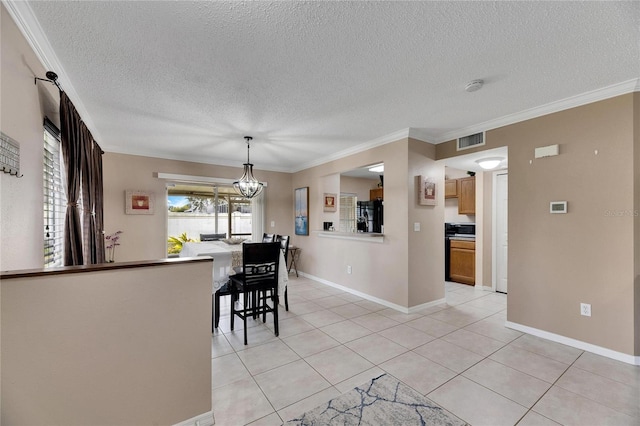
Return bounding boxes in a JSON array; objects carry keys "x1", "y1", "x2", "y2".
[{"x1": 285, "y1": 374, "x2": 468, "y2": 425}]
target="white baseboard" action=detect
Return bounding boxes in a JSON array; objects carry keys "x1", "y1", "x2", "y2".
[
  {"x1": 173, "y1": 411, "x2": 214, "y2": 426},
  {"x1": 299, "y1": 272, "x2": 444, "y2": 314},
  {"x1": 505, "y1": 321, "x2": 640, "y2": 366}
]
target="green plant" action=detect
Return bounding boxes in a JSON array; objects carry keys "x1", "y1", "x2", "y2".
[{"x1": 168, "y1": 232, "x2": 195, "y2": 254}]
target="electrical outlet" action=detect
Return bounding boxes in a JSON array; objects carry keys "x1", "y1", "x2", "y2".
[
  {"x1": 347, "y1": 265, "x2": 352, "y2": 274},
  {"x1": 580, "y1": 303, "x2": 591, "y2": 317}
]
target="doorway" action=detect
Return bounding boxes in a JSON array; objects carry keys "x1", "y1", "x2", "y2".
[{"x1": 493, "y1": 172, "x2": 508, "y2": 293}]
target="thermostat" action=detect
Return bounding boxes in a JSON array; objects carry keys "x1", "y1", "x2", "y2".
[{"x1": 550, "y1": 201, "x2": 567, "y2": 214}]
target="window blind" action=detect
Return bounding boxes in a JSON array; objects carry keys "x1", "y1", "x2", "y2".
[
  {"x1": 43, "y1": 118, "x2": 65, "y2": 267},
  {"x1": 339, "y1": 194, "x2": 357, "y2": 233}
]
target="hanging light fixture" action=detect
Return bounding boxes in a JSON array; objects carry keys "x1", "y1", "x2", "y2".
[{"x1": 233, "y1": 136, "x2": 264, "y2": 199}]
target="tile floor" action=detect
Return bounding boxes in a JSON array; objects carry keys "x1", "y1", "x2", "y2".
[{"x1": 211, "y1": 276, "x2": 640, "y2": 426}]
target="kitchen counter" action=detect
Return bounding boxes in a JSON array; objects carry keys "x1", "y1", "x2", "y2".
[
  {"x1": 449, "y1": 235, "x2": 475, "y2": 241},
  {"x1": 315, "y1": 230, "x2": 384, "y2": 243}
]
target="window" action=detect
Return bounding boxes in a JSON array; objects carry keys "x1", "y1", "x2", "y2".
[
  {"x1": 43, "y1": 118, "x2": 66, "y2": 267},
  {"x1": 167, "y1": 184, "x2": 254, "y2": 255},
  {"x1": 339, "y1": 193, "x2": 357, "y2": 232}
]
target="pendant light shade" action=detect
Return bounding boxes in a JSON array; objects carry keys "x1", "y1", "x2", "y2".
[{"x1": 233, "y1": 136, "x2": 264, "y2": 199}]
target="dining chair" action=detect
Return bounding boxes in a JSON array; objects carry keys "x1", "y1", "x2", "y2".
[
  {"x1": 262, "y1": 233, "x2": 275, "y2": 242},
  {"x1": 229, "y1": 242, "x2": 281, "y2": 345},
  {"x1": 198, "y1": 251, "x2": 234, "y2": 331},
  {"x1": 275, "y1": 235, "x2": 290, "y2": 310}
]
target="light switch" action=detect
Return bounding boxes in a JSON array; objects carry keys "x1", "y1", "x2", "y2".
[
  {"x1": 414, "y1": 222, "x2": 420, "y2": 232},
  {"x1": 271, "y1": 221, "x2": 275, "y2": 227}
]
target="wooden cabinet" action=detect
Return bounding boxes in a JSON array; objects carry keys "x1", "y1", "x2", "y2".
[
  {"x1": 457, "y1": 176, "x2": 475, "y2": 215},
  {"x1": 444, "y1": 179, "x2": 458, "y2": 198},
  {"x1": 370, "y1": 188, "x2": 383, "y2": 200},
  {"x1": 450, "y1": 239, "x2": 475, "y2": 285}
]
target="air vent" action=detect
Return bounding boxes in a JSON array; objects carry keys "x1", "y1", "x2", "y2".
[{"x1": 457, "y1": 132, "x2": 485, "y2": 151}]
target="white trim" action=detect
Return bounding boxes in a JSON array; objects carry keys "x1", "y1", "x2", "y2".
[
  {"x1": 3, "y1": 0, "x2": 102, "y2": 143},
  {"x1": 505, "y1": 321, "x2": 640, "y2": 366},
  {"x1": 407, "y1": 297, "x2": 447, "y2": 314},
  {"x1": 435, "y1": 78, "x2": 640, "y2": 144},
  {"x1": 156, "y1": 173, "x2": 267, "y2": 187},
  {"x1": 299, "y1": 272, "x2": 444, "y2": 314},
  {"x1": 172, "y1": 411, "x2": 214, "y2": 426}
]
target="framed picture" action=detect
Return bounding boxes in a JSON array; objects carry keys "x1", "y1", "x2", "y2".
[
  {"x1": 125, "y1": 190, "x2": 155, "y2": 215},
  {"x1": 323, "y1": 193, "x2": 337, "y2": 212},
  {"x1": 295, "y1": 187, "x2": 309, "y2": 235},
  {"x1": 418, "y1": 176, "x2": 437, "y2": 206}
]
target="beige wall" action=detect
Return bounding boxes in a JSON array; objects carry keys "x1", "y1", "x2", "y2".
[
  {"x1": 438, "y1": 94, "x2": 637, "y2": 356},
  {"x1": 292, "y1": 138, "x2": 444, "y2": 309},
  {"x1": 0, "y1": 4, "x2": 59, "y2": 271},
  {"x1": 103, "y1": 152, "x2": 293, "y2": 262},
  {"x1": 407, "y1": 139, "x2": 445, "y2": 306},
  {"x1": 340, "y1": 176, "x2": 378, "y2": 201},
  {"x1": 1, "y1": 260, "x2": 212, "y2": 425}
]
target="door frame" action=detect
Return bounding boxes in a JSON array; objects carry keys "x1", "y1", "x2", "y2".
[{"x1": 491, "y1": 170, "x2": 508, "y2": 292}]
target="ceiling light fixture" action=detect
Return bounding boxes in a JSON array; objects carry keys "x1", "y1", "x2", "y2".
[
  {"x1": 475, "y1": 157, "x2": 504, "y2": 170},
  {"x1": 465, "y1": 79, "x2": 484, "y2": 93},
  {"x1": 233, "y1": 136, "x2": 264, "y2": 199},
  {"x1": 368, "y1": 164, "x2": 384, "y2": 173}
]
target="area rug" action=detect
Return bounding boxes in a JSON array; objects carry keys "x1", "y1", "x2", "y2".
[{"x1": 285, "y1": 374, "x2": 468, "y2": 425}]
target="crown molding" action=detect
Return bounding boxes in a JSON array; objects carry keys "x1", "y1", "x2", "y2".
[
  {"x1": 408, "y1": 128, "x2": 436, "y2": 143},
  {"x1": 3, "y1": 0, "x2": 102, "y2": 142},
  {"x1": 103, "y1": 145, "x2": 292, "y2": 174},
  {"x1": 434, "y1": 78, "x2": 640, "y2": 143},
  {"x1": 291, "y1": 128, "x2": 413, "y2": 173}
]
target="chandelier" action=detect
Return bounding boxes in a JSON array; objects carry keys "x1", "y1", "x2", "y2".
[{"x1": 233, "y1": 136, "x2": 264, "y2": 199}]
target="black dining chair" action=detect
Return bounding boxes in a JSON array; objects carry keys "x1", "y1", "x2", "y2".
[
  {"x1": 262, "y1": 233, "x2": 275, "y2": 242},
  {"x1": 197, "y1": 252, "x2": 235, "y2": 332},
  {"x1": 229, "y1": 242, "x2": 281, "y2": 345},
  {"x1": 275, "y1": 235, "x2": 290, "y2": 310}
]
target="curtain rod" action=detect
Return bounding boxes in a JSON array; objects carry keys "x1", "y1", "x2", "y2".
[{"x1": 35, "y1": 71, "x2": 63, "y2": 92}]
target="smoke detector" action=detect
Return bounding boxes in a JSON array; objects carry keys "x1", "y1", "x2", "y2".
[{"x1": 465, "y1": 79, "x2": 484, "y2": 93}]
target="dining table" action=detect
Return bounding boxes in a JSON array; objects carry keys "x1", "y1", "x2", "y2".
[{"x1": 179, "y1": 241, "x2": 289, "y2": 305}]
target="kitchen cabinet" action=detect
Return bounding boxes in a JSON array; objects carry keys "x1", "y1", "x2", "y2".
[
  {"x1": 445, "y1": 179, "x2": 458, "y2": 198},
  {"x1": 370, "y1": 188, "x2": 383, "y2": 200},
  {"x1": 450, "y1": 239, "x2": 475, "y2": 285},
  {"x1": 458, "y1": 176, "x2": 475, "y2": 215}
]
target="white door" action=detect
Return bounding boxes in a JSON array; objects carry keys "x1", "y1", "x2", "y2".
[{"x1": 495, "y1": 172, "x2": 508, "y2": 293}]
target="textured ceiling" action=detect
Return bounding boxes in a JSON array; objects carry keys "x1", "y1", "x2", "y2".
[{"x1": 17, "y1": 1, "x2": 640, "y2": 172}]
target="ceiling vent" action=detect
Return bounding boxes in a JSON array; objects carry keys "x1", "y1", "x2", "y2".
[{"x1": 457, "y1": 132, "x2": 485, "y2": 151}]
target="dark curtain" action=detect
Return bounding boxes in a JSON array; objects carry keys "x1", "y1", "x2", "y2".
[
  {"x1": 81, "y1": 139, "x2": 105, "y2": 264},
  {"x1": 60, "y1": 91, "x2": 105, "y2": 265}
]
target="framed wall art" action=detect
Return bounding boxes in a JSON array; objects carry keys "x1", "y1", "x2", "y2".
[
  {"x1": 418, "y1": 176, "x2": 437, "y2": 206},
  {"x1": 125, "y1": 190, "x2": 155, "y2": 215},
  {"x1": 295, "y1": 187, "x2": 309, "y2": 235},
  {"x1": 323, "y1": 193, "x2": 337, "y2": 212}
]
